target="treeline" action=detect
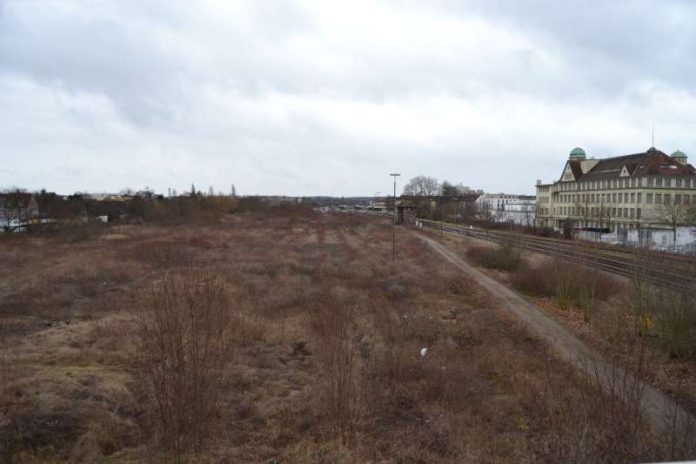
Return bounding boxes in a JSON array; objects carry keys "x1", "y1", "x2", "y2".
[{"x1": 5, "y1": 187, "x2": 312, "y2": 230}]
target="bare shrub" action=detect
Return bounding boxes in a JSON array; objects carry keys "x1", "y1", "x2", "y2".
[
  {"x1": 310, "y1": 288, "x2": 361, "y2": 434},
  {"x1": 57, "y1": 222, "x2": 108, "y2": 243},
  {"x1": 372, "y1": 305, "x2": 410, "y2": 393},
  {"x1": 509, "y1": 267, "x2": 552, "y2": 297},
  {"x1": 466, "y1": 240, "x2": 522, "y2": 271},
  {"x1": 131, "y1": 241, "x2": 191, "y2": 268},
  {"x1": 512, "y1": 259, "x2": 619, "y2": 318},
  {"x1": 632, "y1": 284, "x2": 696, "y2": 360},
  {"x1": 630, "y1": 251, "x2": 696, "y2": 360},
  {"x1": 136, "y1": 269, "x2": 235, "y2": 461},
  {"x1": 523, "y1": 344, "x2": 662, "y2": 463}
]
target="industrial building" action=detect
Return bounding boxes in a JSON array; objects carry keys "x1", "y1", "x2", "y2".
[
  {"x1": 535, "y1": 147, "x2": 696, "y2": 235},
  {"x1": 475, "y1": 193, "x2": 536, "y2": 226}
]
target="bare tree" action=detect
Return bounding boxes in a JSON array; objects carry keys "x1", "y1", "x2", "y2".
[
  {"x1": 402, "y1": 176, "x2": 440, "y2": 197},
  {"x1": 475, "y1": 199, "x2": 494, "y2": 225},
  {"x1": 440, "y1": 181, "x2": 458, "y2": 197},
  {"x1": 574, "y1": 196, "x2": 592, "y2": 229},
  {"x1": 659, "y1": 197, "x2": 693, "y2": 244},
  {"x1": 595, "y1": 198, "x2": 611, "y2": 230}
]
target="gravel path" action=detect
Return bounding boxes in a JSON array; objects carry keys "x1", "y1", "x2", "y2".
[{"x1": 418, "y1": 233, "x2": 693, "y2": 436}]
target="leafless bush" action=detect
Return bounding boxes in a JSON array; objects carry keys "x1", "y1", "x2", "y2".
[
  {"x1": 0, "y1": 324, "x2": 15, "y2": 462},
  {"x1": 56, "y1": 222, "x2": 108, "y2": 243},
  {"x1": 310, "y1": 288, "x2": 361, "y2": 434},
  {"x1": 632, "y1": 266, "x2": 696, "y2": 360},
  {"x1": 131, "y1": 241, "x2": 191, "y2": 268},
  {"x1": 372, "y1": 305, "x2": 410, "y2": 392},
  {"x1": 136, "y1": 269, "x2": 235, "y2": 461},
  {"x1": 512, "y1": 259, "x2": 618, "y2": 318},
  {"x1": 466, "y1": 240, "x2": 522, "y2": 271},
  {"x1": 524, "y1": 343, "x2": 662, "y2": 463},
  {"x1": 509, "y1": 266, "x2": 550, "y2": 297}
]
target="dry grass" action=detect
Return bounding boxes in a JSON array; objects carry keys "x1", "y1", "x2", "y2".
[
  {"x1": 466, "y1": 240, "x2": 523, "y2": 271},
  {"x1": 137, "y1": 269, "x2": 235, "y2": 461},
  {"x1": 439, "y1": 228, "x2": 696, "y2": 432},
  {"x1": 0, "y1": 211, "x2": 693, "y2": 462},
  {"x1": 510, "y1": 259, "x2": 619, "y2": 317}
]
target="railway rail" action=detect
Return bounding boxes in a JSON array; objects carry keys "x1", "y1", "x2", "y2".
[{"x1": 416, "y1": 218, "x2": 696, "y2": 293}]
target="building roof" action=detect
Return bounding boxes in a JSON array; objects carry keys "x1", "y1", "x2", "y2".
[
  {"x1": 569, "y1": 147, "x2": 586, "y2": 159},
  {"x1": 560, "y1": 148, "x2": 696, "y2": 182},
  {"x1": 567, "y1": 160, "x2": 585, "y2": 179}
]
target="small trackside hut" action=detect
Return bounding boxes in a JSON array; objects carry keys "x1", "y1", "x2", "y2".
[{"x1": 396, "y1": 201, "x2": 418, "y2": 226}]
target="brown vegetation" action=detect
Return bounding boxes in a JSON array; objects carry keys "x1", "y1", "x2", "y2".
[
  {"x1": 0, "y1": 211, "x2": 693, "y2": 462},
  {"x1": 510, "y1": 259, "x2": 619, "y2": 316},
  {"x1": 466, "y1": 240, "x2": 523, "y2": 271},
  {"x1": 441, "y1": 229, "x2": 696, "y2": 427},
  {"x1": 137, "y1": 270, "x2": 235, "y2": 461}
]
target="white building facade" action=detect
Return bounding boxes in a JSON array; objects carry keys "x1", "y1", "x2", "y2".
[
  {"x1": 475, "y1": 193, "x2": 536, "y2": 226},
  {"x1": 535, "y1": 147, "x2": 696, "y2": 253}
]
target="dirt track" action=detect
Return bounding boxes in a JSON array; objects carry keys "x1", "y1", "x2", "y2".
[{"x1": 417, "y1": 232, "x2": 694, "y2": 436}]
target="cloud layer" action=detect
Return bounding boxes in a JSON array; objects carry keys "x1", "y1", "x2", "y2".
[{"x1": 2, "y1": 0, "x2": 696, "y2": 195}]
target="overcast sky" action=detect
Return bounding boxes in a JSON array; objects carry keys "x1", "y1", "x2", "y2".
[{"x1": 2, "y1": 0, "x2": 696, "y2": 196}]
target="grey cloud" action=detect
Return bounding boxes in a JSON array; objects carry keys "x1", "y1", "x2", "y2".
[{"x1": 1, "y1": 0, "x2": 696, "y2": 196}]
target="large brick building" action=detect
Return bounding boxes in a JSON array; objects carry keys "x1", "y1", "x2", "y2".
[{"x1": 535, "y1": 147, "x2": 696, "y2": 232}]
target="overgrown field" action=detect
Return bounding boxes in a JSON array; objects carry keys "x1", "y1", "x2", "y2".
[
  {"x1": 0, "y1": 212, "x2": 692, "y2": 462},
  {"x1": 445, "y1": 232, "x2": 696, "y2": 419}
]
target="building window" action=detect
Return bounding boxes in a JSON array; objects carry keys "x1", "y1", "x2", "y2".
[
  {"x1": 647, "y1": 178, "x2": 654, "y2": 187},
  {"x1": 664, "y1": 193, "x2": 671, "y2": 204},
  {"x1": 676, "y1": 178, "x2": 682, "y2": 188},
  {"x1": 676, "y1": 194, "x2": 682, "y2": 204},
  {"x1": 686, "y1": 195, "x2": 692, "y2": 205},
  {"x1": 630, "y1": 208, "x2": 634, "y2": 218},
  {"x1": 612, "y1": 193, "x2": 617, "y2": 203},
  {"x1": 611, "y1": 207, "x2": 616, "y2": 216},
  {"x1": 656, "y1": 178, "x2": 663, "y2": 187},
  {"x1": 624, "y1": 193, "x2": 628, "y2": 203},
  {"x1": 637, "y1": 208, "x2": 641, "y2": 219},
  {"x1": 655, "y1": 193, "x2": 662, "y2": 203},
  {"x1": 637, "y1": 192, "x2": 642, "y2": 204},
  {"x1": 646, "y1": 193, "x2": 653, "y2": 204},
  {"x1": 630, "y1": 192, "x2": 635, "y2": 203},
  {"x1": 624, "y1": 208, "x2": 628, "y2": 217}
]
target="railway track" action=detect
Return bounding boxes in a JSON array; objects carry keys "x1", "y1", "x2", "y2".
[
  {"x1": 417, "y1": 218, "x2": 696, "y2": 294},
  {"x1": 343, "y1": 210, "x2": 696, "y2": 292}
]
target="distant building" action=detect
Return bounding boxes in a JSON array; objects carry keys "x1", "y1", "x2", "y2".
[
  {"x1": 0, "y1": 192, "x2": 39, "y2": 229},
  {"x1": 535, "y1": 147, "x2": 696, "y2": 233},
  {"x1": 83, "y1": 193, "x2": 130, "y2": 202},
  {"x1": 475, "y1": 193, "x2": 536, "y2": 226}
]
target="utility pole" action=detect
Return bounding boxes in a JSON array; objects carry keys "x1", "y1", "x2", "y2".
[{"x1": 390, "y1": 173, "x2": 400, "y2": 261}]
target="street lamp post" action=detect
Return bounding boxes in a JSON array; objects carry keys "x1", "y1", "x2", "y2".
[{"x1": 390, "y1": 173, "x2": 400, "y2": 261}]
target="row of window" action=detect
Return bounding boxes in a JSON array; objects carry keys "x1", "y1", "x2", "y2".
[
  {"x1": 555, "y1": 221, "x2": 638, "y2": 231},
  {"x1": 555, "y1": 176, "x2": 696, "y2": 191},
  {"x1": 555, "y1": 206, "x2": 642, "y2": 220},
  {"x1": 557, "y1": 192, "x2": 696, "y2": 205}
]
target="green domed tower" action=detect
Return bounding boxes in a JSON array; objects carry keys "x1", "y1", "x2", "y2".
[
  {"x1": 569, "y1": 147, "x2": 586, "y2": 160},
  {"x1": 671, "y1": 150, "x2": 687, "y2": 165}
]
